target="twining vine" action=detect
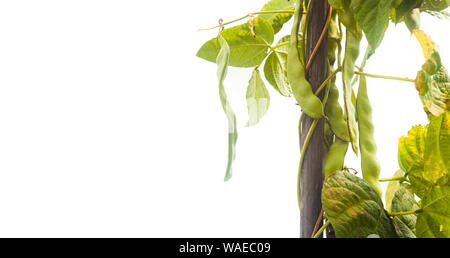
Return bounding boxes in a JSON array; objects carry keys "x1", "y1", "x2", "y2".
[{"x1": 197, "y1": 0, "x2": 450, "y2": 238}]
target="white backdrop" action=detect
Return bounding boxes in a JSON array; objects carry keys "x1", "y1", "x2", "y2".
[{"x1": 0, "y1": 0, "x2": 448, "y2": 237}]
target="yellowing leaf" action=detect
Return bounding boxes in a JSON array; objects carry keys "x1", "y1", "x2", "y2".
[
  {"x1": 413, "y1": 30, "x2": 437, "y2": 61},
  {"x1": 399, "y1": 112, "x2": 450, "y2": 198},
  {"x1": 413, "y1": 30, "x2": 449, "y2": 117}
]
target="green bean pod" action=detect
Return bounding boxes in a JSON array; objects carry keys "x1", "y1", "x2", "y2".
[
  {"x1": 342, "y1": 24, "x2": 362, "y2": 155},
  {"x1": 356, "y1": 75, "x2": 382, "y2": 197},
  {"x1": 327, "y1": 10, "x2": 339, "y2": 66},
  {"x1": 324, "y1": 138, "x2": 349, "y2": 178},
  {"x1": 325, "y1": 82, "x2": 350, "y2": 142},
  {"x1": 287, "y1": 0, "x2": 324, "y2": 119}
]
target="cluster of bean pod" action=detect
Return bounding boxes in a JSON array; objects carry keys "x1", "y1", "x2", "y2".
[{"x1": 288, "y1": 2, "x2": 382, "y2": 199}]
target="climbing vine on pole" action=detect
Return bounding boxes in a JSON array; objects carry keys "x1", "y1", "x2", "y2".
[{"x1": 197, "y1": 0, "x2": 450, "y2": 238}]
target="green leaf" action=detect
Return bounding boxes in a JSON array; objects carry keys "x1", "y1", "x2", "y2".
[
  {"x1": 394, "y1": 0, "x2": 422, "y2": 22},
  {"x1": 423, "y1": 111, "x2": 450, "y2": 184},
  {"x1": 398, "y1": 125, "x2": 426, "y2": 174},
  {"x1": 349, "y1": 0, "x2": 393, "y2": 53},
  {"x1": 399, "y1": 112, "x2": 450, "y2": 198},
  {"x1": 246, "y1": 69, "x2": 270, "y2": 126},
  {"x1": 216, "y1": 34, "x2": 238, "y2": 181},
  {"x1": 263, "y1": 36, "x2": 292, "y2": 97},
  {"x1": 391, "y1": 187, "x2": 419, "y2": 238},
  {"x1": 259, "y1": 0, "x2": 295, "y2": 34},
  {"x1": 398, "y1": 125, "x2": 430, "y2": 198},
  {"x1": 416, "y1": 186, "x2": 450, "y2": 238},
  {"x1": 322, "y1": 170, "x2": 398, "y2": 238},
  {"x1": 408, "y1": 169, "x2": 438, "y2": 199},
  {"x1": 197, "y1": 17, "x2": 274, "y2": 67},
  {"x1": 421, "y1": 0, "x2": 450, "y2": 12}
]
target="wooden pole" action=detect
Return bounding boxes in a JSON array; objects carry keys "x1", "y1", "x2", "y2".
[{"x1": 300, "y1": 0, "x2": 330, "y2": 238}]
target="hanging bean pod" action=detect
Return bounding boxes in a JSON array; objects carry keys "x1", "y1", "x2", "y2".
[
  {"x1": 357, "y1": 75, "x2": 382, "y2": 197},
  {"x1": 287, "y1": 0, "x2": 324, "y2": 119}
]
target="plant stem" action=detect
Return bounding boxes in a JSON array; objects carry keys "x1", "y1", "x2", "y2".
[
  {"x1": 305, "y1": 6, "x2": 333, "y2": 72},
  {"x1": 354, "y1": 71, "x2": 416, "y2": 83},
  {"x1": 272, "y1": 41, "x2": 290, "y2": 49},
  {"x1": 297, "y1": 118, "x2": 319, "y2": 210},
  {"x1": 337, "y1": 20, "x2": 343, "y2": 69},
  {"x1": 311, "y1": 207, "x2": 324, "y2": 238},
  {"x1": 389, "y1": 209, "x2": 422, "y2": 216},
  {"x1": 379, "y1": 176, "x2": 407, "y2": 182},
  {"x1": 313, "y1": 220, "x2": 331, "y2": 238},
  {"x1": 302, "y1": 0, "x2": 313, "y2": 62},
  {"x1": 314, "y1": 67, "x2": 341, "y2": 96},
  {"x1": 198, "y1": 10, "x2": 295, "y2": 31}
]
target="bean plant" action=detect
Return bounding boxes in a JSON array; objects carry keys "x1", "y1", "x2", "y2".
[{"x1": 197, "y1": 0, "x2": 450, "y2": 238}]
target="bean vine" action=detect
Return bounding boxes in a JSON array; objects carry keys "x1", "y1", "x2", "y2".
[{"x1": 197, "y1": 0, "x2": 450, "y2": 238}]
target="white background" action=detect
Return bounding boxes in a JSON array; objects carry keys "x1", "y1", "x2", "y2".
[{"x1": 0, "y1": 0, "x2": 448, "y2": 237}]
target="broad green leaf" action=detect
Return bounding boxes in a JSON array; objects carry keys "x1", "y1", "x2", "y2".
[
  {"x1": 398, "y1": 125, "x2": 430, "y2": 198},
  {"x1": 197, "y1": 17, "x2": 274, "y2": 67},
  {"x1": 385, "y1": 170, "x2": 407, "y2": 212},
  {"x1": 399, "y1": 112, "x2": 450, "y2": 198},
  {"x1": 350, "y1": 0, "x2": 393, "y2": 53},
  {"x1": 216, "y1": 34, "x2": 238, "y2": 181},
  {"x1": 391, "y1": 187, "x2": 419, "y2": 238},
  {"x1": 246, "y1": 69, "x2": 270, "y2": 126},
  {"x1": 342, "y1": 26, "x2": 362, "y2": 154},
  {"x1": 322, "y1": 170, "x2": 398, "y2": 238},
  {"x1": 259, "y1": 0, "x2": 295, "y2": 34},
  {"x1": 394, "y1": 0, "x2": 422, "y2": 22},
  {"x1": 398, "y1": 125, "x2": 426, "y2": 173},
  {"x1": 421, "y1": 0, "x2": 450, "y2": 12},
  {"x1": 408, "y1": 169, "x2": 436, "y2": 199},
  {"x1": 263, "y1": 36, "x2": 292, "y2": 97},
  {"x1": 416, "y1": 186, "x2": 450, "y2": 238},
  {"x1": 423, "y1": 111, "x2": 450, "y2": 184},
  {"x1": 336, "y1": 0, "x2": 357, "y2": 30}
]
